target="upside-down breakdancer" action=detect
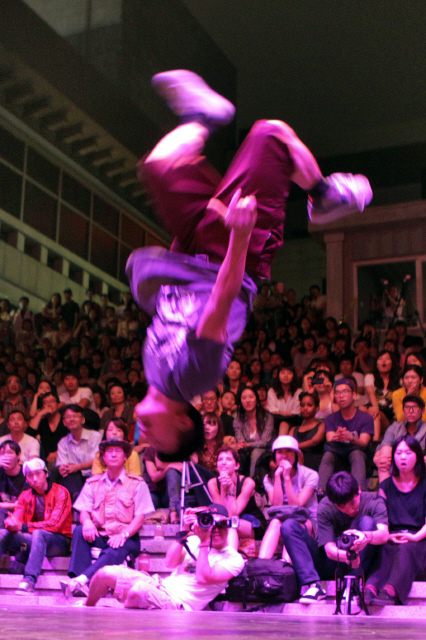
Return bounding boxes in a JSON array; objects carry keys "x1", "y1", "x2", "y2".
[{"x1": 129, "y1": 70, "x2": 372, "y2": 461}]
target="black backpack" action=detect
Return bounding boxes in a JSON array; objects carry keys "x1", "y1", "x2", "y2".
[{"x1": 224, "y1": 558, "x2": 300, "y2": 608}]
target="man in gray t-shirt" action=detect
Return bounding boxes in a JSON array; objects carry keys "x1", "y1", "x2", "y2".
[{"x1": 283, "y1": 471, "x2": 388, "y2": 604}]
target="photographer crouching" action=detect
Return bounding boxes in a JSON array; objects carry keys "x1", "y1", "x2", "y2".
[
  {"x1": 82, "y1": 504, "x2": 245, "y2": 610},
  {"x1": 285, "y1": 471, "x2": 388, "y2": 605}
]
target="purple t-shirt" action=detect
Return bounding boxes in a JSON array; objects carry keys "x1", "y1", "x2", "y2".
[
  {"x1": 127, "y1": 247, "x2": 257, "y2": 403},
  {"x1": 324, "y1": 409, "x2": 374, "y2": 455}
]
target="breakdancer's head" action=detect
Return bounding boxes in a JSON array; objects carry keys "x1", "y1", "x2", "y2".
[{"x1": 135, "y1": 386, "x2": 204, "y2": 461}]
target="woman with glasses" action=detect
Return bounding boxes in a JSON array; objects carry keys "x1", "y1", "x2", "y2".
[
  {"x1": 365, "y1": 435, "x2": 426, "y2": 606},
  {"x1": 374, "y1": 395, "x2": 426, "y2": 483},
  {"x1": 392, "y1": 364, "x2": 426, "y2": 422}
]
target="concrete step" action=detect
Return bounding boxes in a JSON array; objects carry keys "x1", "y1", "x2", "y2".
[
  {"x1": 282, "y1": 601, "x2": 426, "y2": 618},
  {"x1": 0, "y1": 557, "x2": 172, "y2": 587},
  {"x1": 139, "y1": 524, "x2": 179, "y2": 538},
  {"x1": 0, "y1": 594, "x2": 68, "y2": 606},
  {"x1": 0, "y1": 593, "x2": 123, "y2": 608},
  {"x1": 0, "y1": 574, "x2": 63, "y2": 590},
  {"x1": 323, "y1": 580, "x2": 426, "y2": 600},
  {"x1": 2, "y1": 593, "x2": 426, "y2": 617},
  {"x1": 139, "y1": 538, "x2": 174, "y2": 554},
  {"x1": 219, "y1": 599, "x2": 426, "y2": 618}
]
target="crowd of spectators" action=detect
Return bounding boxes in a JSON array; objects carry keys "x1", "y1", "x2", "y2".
[{"x1": 0, "y1": 280, "x2": 426, "y2": 609}]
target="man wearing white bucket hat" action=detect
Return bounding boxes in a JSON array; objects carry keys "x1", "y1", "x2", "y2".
[{"x1": 0, "y1": 457, "x2": 72, "y2": 593}]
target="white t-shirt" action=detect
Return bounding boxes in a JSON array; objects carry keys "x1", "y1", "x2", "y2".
[
  {"x1": 59, "y1": 387, "x2": 96, "y2": 412},
  {"x1": 162, "y1": 536, "x2": 245, "y2": 611},
  {"x1": 0, "y1": 433, "x2": 40, "y2": 463},
  {"x1": 266, "y1": 388, "x2": 302, "y2": 415}
]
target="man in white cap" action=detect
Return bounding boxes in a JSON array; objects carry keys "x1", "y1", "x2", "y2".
[
  {"x1": 0, "y1": 457, "x2": 72, "y2": 593},
  {"x1": 81, "y1": 504, "x2": 245, "y2": 610}
]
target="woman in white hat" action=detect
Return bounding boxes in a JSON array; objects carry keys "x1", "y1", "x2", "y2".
[{"x1": 258, "y1": 435, "x2": 319, "y2": 559}]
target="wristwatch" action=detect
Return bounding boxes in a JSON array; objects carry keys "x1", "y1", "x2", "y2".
[
  {"x1": 122, "y1": 531, "x2": 130, "y2": 539},
  {"x1": 352, "y1": 432, "x2": 357, "y2": 442}
]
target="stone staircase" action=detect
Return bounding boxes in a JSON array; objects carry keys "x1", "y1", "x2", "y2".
[
  {"x1": 1, "y1": 525, "x2": 426, "y2": 618},
  {"x1": 0, "y1": 524, "x2": 179, "y2": 606},
  {"x1": 215, "y1": 579, "x2": 426, "y2": 618}
]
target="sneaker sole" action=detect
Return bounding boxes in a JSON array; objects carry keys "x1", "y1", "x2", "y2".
[
  {"x1": 299, "y1": 594, "x2": 327, "y2": 604},
  {"x1": 308, "y1": 174, "x2": 373, "y2": 224},
  {"x1": 372, "y1": 597, "x2": 396, "y2": 606},
  {"x1": 152, "y1": 70, "x2": 235, "y2": 125}
]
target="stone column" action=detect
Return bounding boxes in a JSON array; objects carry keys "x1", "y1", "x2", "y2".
[{"x1": 324, "y1": 232, "x2": 345, "y2": 321}]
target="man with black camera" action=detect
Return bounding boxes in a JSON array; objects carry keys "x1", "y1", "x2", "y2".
[
  {"x1": 81, "y1": 504, "x2": 244, "y2": 610},
  {"x1": 282, "y1": 471, "x2": 388, "y2": 604}
]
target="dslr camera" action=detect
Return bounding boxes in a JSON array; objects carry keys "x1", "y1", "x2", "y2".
[
  {"x1": 336, "y1": 533, "x2": 357, "y2": 551},
  {"x1": 196, "y1": 511, "x2": 239, "y2": 530}
]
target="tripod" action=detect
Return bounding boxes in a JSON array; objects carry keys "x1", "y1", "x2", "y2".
[
  {"x1": 179, "y1": 461, "x2": 213, "y2": 529},
  {"x1": 334, "y1": 550, "x2": 369, "y2": 616}
]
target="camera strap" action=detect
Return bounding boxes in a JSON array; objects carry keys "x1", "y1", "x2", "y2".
[{"x1": 175, "y1": 530, "x2": 211, "y2": 561}]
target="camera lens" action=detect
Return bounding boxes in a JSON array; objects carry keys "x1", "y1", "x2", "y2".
[{"x1": 197, "y1": 512, "x2": 214, "y2": 529}]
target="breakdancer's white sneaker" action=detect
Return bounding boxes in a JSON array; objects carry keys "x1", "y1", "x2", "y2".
[
  {"x1": 152, "y1": 70, "x2": 235, "y2": 127},
  {"x1": 308, "y1": 173, "x2": 373, "y2": 224},
  {"x1": 60, "y1": 578, "x2": 89, "y2": 598}
]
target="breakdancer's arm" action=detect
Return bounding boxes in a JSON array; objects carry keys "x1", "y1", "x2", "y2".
[{"x1": 196, "y1": 189, "x2": 257, "y2": 343}]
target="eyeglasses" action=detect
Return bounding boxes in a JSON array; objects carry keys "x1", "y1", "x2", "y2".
[
  {"x1": 404, "y1": 405, "x2": 421, "y2": 412},
  {"x1": 212, "y1": 520, "x2": 228, "y2": 531},
  {"x1": 334, "y1": 389, "x2": 352, "y2": 396}
]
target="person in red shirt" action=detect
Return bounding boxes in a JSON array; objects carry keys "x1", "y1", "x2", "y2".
[{"x1": 0, "y1": 457, "x2": 72, "y2": 593}]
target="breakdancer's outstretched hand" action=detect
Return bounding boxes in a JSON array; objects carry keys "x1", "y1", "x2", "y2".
[
  {"x1": 224, "y1": 188, "x2": 258, "y2": 243},
  {"x1": 196, "y1": 189, "x2": 258, "y2": 344}
]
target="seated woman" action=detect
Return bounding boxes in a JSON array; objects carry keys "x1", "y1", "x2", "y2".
[
  {"x1": 92, "y1": 386, "x2": 109, "y2": 420},
  {"x1": 207, "y1": 446, "x2": 265, "y2": 540},
  {"x1": 233, "y1": 386, "x2": 274, "y2": 477},
  {"x1": 100, "y1": 383, "x2": 135, "y2": 433},
  {"x1": 392, "y1": 364, "x2": 426, "y2": 422},
  {"x1": 221, "y1": 359, "x2": 245, "y2": 398},
  {"x1": 364, "y1": 350, "x2": 400, "y2": 439},
  {"x1": 404, "y1": 352, "x2": 426, "y2": 381},
  {"x1": 92, "y1": 418, "x2": 141, "y2": 476},
  {"x1": 266, "y1": 365, "x2": 302, "y2": 435},
  {"x1": 196, "y1": 412, "x2": 226, "y2": 475},
  {"x1": 246, "y1": 358, "x2": 265, "y2": 388},
  {"x1": 290, "y1": 392, "x2": 325, "y2": 471},
  {"x1": 256, "y1": 384, "x2": 269, "y2": 409},
  {"x1": 373, "y1": 394, "x2": 426, "y2": 483},
  {"x1": 29, "y1": 380, "x2": 56, "y2": 419},
  {"x1": 365, "y1": 435, "x2": 426, "y2": 606},
  {"x1": 220, "y1": 390, "x2": 237, "y2": 419},
  {"x1": 312, "y1": 369, "x2": 336, "y2": 421},
  {"x1": 258, "y1": 435, "x2": 319, "y2": 559}
]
